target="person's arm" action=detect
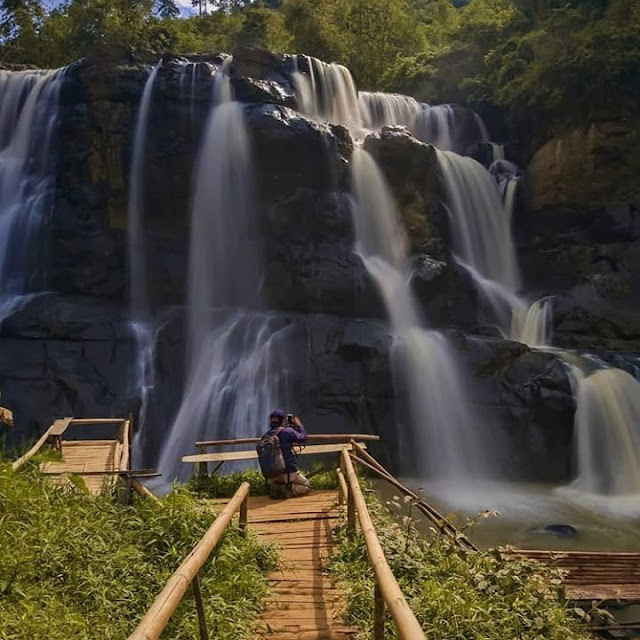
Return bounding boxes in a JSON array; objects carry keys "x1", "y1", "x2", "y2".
[{"x1": 290, "y1": 415, "x2": 306, "y2": 442}]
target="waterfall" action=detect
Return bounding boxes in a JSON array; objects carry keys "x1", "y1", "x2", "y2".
[
  {"x1": 0, "y1": 69, "x2": 64, "y2": 319},
  {"x1": 571, "y1": 369, "x2": 640, "y2": 497},
  {"x1": 128, "y1": 62, "x2": 161, "y2": 325},
  {"x1": 490, "y1": 143, "x2": 505, "y2": 162},
  {"x1": 293, "y1": 55, "x2": 362, "y2": 133},
  {"x1": 358, "y1": 92, "x2": 421, "y2": 129},
  {"x1": 411, "y1": 105, "x2": 489, "y2": 153},
  {"x1": 156, "y1": 61, "x2": 289, "y2": 482},
  {"x1": 512, "y1": 297, "x2": 553, "y2": 347},
  {"x1": 351, "y1": 148, "x2": 493, "y2": 482}
]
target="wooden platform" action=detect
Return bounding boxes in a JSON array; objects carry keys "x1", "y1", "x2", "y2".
[
  {"x1": 513, "y1": 549, "x2": 640, "y2": 603},
  {"x1": 212, "y1": 491, "x2": 359, "y2": 640},
  {"x1": 41, "y1": 440, "x2": 122, "y2": 494}
]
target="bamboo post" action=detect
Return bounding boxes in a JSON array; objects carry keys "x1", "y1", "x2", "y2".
[
  {"x1": 197, "y1": 444, "x2": 208, "y2": 478},
  {"x1": 336, "y1": 467, "x2": 347, "y2": 506},
  {"x1": 128, "y1": 482, "x2": 250, "y2": 640},
  {"x1": 374, "y1": 582, "x2": 385, "y2": 640},
  {"x1": 340, "y1": 450, "x2": 426, "y2": 640},
  {"x1": 341, "y1": 449, "x2": 356, "y2": 535},
  {"x1": 192, "y1": 573, "x2": 209, "y2": 640},
  {"x1": 239, "y1": 493, "x2": 248, "y2": 536}
]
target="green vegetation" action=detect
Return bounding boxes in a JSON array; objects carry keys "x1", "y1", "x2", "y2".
[
  {"x1": 1, "y1": 0, "x2": 638, "y2": 142},
  {"x1": 188, "y1": 466, "x2": 339, "y2": 497},
  {"x1": 330, "y1": 493, "x2": 590, "y2": 640},
  {"x1": 0, "y1": 461, "x2": 277, "y2": 640}
]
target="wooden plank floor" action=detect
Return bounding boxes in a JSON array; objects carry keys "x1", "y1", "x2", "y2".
[
  {"x1": 40, "y1": 440, "x2": 121, "y2": 495},
  {"x1": 212, "y1": 491, "x2": 359, "y2": 640},
  {"x1": 513, "y1": 550, "x2": 640, "y2": 603}
]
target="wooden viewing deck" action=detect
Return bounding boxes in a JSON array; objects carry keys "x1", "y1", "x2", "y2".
[
  {"x1": 11, "y1": 416, "x2": 157, "y2": 498},
  {"x1": 513, "y1": 549, "x2": 640, "y2": 604},
  {"x1": 214, "y1": 490, "x2": 358, "y2": 640}
]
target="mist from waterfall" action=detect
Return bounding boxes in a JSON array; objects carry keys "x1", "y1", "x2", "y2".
[
  {"x1": 351, "y1": 147, "x2": 493, "y2": 482},
  {"x1": 157, "y1": 61, "x2": 289, "y2": 482},
  {"x1": 0, "y1": 69, "x2": 64, "y2": 320}
]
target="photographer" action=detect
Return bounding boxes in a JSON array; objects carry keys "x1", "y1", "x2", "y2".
[{"x1": 265, "y1": 409, "x2": 310, "y2": 498}]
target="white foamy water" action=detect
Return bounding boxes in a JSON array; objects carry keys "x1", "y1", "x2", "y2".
[
  {"x1": 351, "y1": 147, "x2": 494, "y2": 482},
  {"x1": 155, "y1": 61, "x2": 290, "y2": 482},
  {"x1": 158, "y1": 313, "x2": 292, "y2": 482},
  {"x1": 294, "y1": 55, "x2": 362, "y2": 133},
  {"x1": 0, "y1": 68, "x2": 64, "y2": 320},
  {"x1": 571, "y1": 368, "x2": 640, "y2": 497},
  {"x1": 358, "y1": 91, "x2": 421, "y2": 129},
  {"x1": 128, "y1": 62, "x2": 161, "y2": 324}
]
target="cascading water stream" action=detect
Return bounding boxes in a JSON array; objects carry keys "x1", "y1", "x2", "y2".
[
  {"x1": 358, "y1": 92, "x2": 421, "y2": 129},
  {"x1": 156, "y1": 61, "x2": 290, "y2": 482},
  {"x1": 128, "y1": 62, "x2": 161, "y2": 326},
  {"x1": 351, "y1": 147, "x2": 494, "y2": 483},
  {"x1": 127, "y1": 63, "x2": 161, "y2": 463},
  {"x1": 294, "y1": 55, "x2": 362, "y2": 133},
  {"x1": 0, "y1": 69, "x2": 64, "y2": 320}
]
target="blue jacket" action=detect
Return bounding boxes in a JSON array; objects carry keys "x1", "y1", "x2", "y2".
[{"x1": 275, "y1": 422, "x2": 306, "y2": 473}]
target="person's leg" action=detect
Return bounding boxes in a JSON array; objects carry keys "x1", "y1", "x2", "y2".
[{"x1": 288, "y1": 471, "x2": 310, "y2": 496}]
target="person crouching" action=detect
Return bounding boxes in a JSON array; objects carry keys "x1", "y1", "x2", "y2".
[{"x1": 265, "y1": 409, "x2": 310, "y2": 498}]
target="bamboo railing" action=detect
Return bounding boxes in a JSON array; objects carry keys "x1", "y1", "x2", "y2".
[
  {"x1": 339, "y1": 448, "x2": 427, "y2": 640},
  {"x1": 127, "y1": 482, "x2": 250, "y2": 640},
  {"x1": 349, "y1": 440, "x2": 477, "y2": 552}
]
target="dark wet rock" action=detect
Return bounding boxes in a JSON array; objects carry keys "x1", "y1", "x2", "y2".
[
  {"x1": 262, "y1": 190, "x2": 383, "y2": 317},
  {"x1": 452, "y1": 335, "x2": 575, "y2": 482},
  {"x1": 410, "y1": 256, "x2": 480, "y2": 330},
  {"x1": 363, "y1": 127, "x2": 443, "y2": 256},
  {"x1": 542, "y1": 524, "x2": 578, "y2": 537},
  {"x1": 232, "y1": 75, "x2": 296, "y2": 108},
  {"x1": 248, "y1": 104, "x2": 352, "y2": 201},
  {"x1": 527, "y1": 121, "x2": 640, "y2": 210}
]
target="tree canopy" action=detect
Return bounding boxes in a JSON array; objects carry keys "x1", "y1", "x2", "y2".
[{"x1": 1, "y1": 0, "x2": 638, "y2": 142}]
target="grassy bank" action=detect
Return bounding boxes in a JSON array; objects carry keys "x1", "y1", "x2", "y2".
[
  {"x1": 330, "y1": 493, "x2": 591, "y2": 640},
  {"x1": 0, "y1": 462, "x2": 277, "y2": 640}
]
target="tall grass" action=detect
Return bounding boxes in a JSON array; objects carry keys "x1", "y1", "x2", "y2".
[
  {"x1": 0, "y1": 462, "x2": 277, "y2": 639},
  {"x1": 330, "y1": 494, "x2": 591, "y2": 640}
]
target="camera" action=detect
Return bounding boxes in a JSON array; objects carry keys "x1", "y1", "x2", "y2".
[{"x1": 286, "y1": 413, "x2": 295, "y2": 427}]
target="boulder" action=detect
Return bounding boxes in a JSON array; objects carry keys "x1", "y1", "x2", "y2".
[{"x1": 527, "y1": 121, "x2": 640, "y2": 210}]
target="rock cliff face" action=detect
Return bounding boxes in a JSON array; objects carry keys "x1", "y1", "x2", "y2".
[{"x1": 1, "y1": 47, "x2": 638, "y2": 482}]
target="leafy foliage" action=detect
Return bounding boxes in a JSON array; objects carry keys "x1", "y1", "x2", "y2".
[
  {"x1": 0, "y1": 462, "x2": 277, "y2": 640},
  {"x1": 0, "y1": 0, "x2": 638, "y2": 151},
  {"x1": 330, "y1": 493, "x2": 591, "y2": 639}
]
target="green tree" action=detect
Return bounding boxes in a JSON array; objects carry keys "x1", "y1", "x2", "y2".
[{"x1": 156, "y1": 0, "x2": 180, "y2": 18}]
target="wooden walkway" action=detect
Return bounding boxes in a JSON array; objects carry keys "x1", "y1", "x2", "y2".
[
  {"x1": 514, "y1": 549, "x2": 640, "y2": 603},
  {"x1": 213, "y1": 490, "x2": 359, "y2": 640}
]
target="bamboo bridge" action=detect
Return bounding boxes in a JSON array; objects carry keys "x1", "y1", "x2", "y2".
[{"x1": 9, "y1": 422, "x2": 640, "y2": 638}]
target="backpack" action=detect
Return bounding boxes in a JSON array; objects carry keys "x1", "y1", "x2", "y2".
[{"x1": 256, "y1": 427, "x2": 285, "y2": 479}]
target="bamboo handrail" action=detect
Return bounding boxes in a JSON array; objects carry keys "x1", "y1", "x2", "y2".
[
  {"x1": 11, "y1": 424, "x2": 55, "y2": 471},
  {"x1": 195, "y1": 433, "x2": 380, "y2": 449},
  {"x1": 127, "y1": 482, "x2": 250, "y2": 640},
  {"x1": 349, "y1": 441, "x2": 478, "y2": 552},
  {"x1": 340, "y1": 448, "x2": 426, "y2": 640}
]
